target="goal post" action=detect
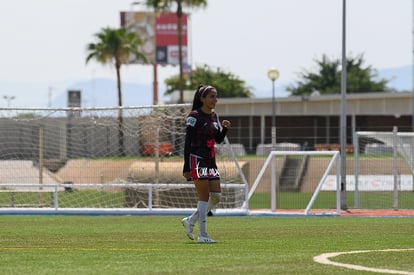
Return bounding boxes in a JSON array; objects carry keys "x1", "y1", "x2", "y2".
[
  {"x1": 0, "y1": 105, "x2": 249, "y2": 215},
  {"x1": 248, "y1": 150, "x2": 341, "y2": 216},
  {"x1": 354, "y1": 129, "x2": 414, "y2": 210}
]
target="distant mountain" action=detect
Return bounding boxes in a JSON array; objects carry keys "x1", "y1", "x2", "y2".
[
  {"x1": 52, "y1": 78, "x2": 154, "y2": 107},
  {"x1": 377, "y1": 65, "x2": 412, "y2": 92},
  {"x1": 0, "y1": 78, "x2": 156, "y2": 108}
]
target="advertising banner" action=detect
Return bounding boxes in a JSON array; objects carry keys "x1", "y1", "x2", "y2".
[
  {"x1": 67, "y1": 90, "x2": 81, "y2": 117},
  {"x1": 68, "y1": 90, "x2": 81, "y2": 108},
  {"x1": 120, "y1": 11, "x2": 188, "y2": 65},
  {"x1": 322, "y1": 175, "x2": 414, "y2": 191},
  {"x1": 155, "y1": 13, "x2": 187, "y2": 65},
  {"x1": 120, "y1": 11, "x2": 156, "y2": 64}
]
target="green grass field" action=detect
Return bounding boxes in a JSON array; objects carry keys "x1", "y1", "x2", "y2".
[{"x1": 1, "y1": 216, "x2": 413, "y2": 274}]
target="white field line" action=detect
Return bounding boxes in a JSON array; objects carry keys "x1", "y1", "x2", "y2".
[{"x1": 314, "y1": 248, "x2": 414, "y2": 275}]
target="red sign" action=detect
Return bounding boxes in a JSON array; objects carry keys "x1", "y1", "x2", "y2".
[{"x1": 155, "y1": 13, "x2": 187, "y2": 46}]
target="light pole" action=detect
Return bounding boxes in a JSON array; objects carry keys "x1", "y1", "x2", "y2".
[
  {"x1": 340, "y1": 0, "x2": 347, "y2": 210},
  {"x1": 267, "y1": 67, "x2": 279, "y2": 149},
  {"x1": 48, "y1": 86, "x2": 55, "y2": 107},
  {"x1": 267, "y1": 67, "x2": 279, "y2": 212},
  {"x1": 3, "y1": 95, "x2": 15, "y2": 107}
]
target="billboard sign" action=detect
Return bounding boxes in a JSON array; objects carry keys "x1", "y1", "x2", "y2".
[
  {"x1": 68, "y1": 90, "x2": 81, "y2": 108},
  {"x1": 67, "y1": 90, "x2": 81, "y2": 118},
  {"x1": 120, "y1": 11, "x2": 188, "y2": 65}
]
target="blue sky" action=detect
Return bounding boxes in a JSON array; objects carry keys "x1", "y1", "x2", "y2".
[{"x1": 0, "y1": 0, "x2": 412, "y2": 107}]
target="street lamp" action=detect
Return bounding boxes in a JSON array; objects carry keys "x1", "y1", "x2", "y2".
[
  {"x1": 3, "y1": 95, "x2": 15, "y2": 107},
  {"x1": 267, "y1": 67, "x2": 279, "y2": 149},
  {"x1": 267, "y1": 67, "x2": 279, "y2": 212},
  {"x1": 48, "y1": 86, "x2": 55, "y2": 107}
]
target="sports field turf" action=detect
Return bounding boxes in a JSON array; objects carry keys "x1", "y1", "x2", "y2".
[{"x1": 0, "y1": 215, "x2": 413, "y2": 274}]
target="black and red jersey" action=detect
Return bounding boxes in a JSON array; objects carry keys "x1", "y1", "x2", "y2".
[{"x1": 183, "y1": 108, "x2": 228, "y2": 173}]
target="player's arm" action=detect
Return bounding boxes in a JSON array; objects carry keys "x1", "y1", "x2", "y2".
[
  {"x1": 215, "y1": 127, "x2": 227, "y2": 144},
  {"x1": 215, "y1": 119, "x2": 231, "y2": 143},
  {"x1": 183, "y1": 116, "x2": 196, "y2": 175}
]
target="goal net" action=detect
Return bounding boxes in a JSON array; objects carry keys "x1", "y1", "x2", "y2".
[
  {"x1": 247, "y1": 150, "x2": 341, "y2": 216},
  {"x1": 354, "y1": 129, "x2": 414, "y2": 209},
  {"x1": 0, "y1": 105, "x2": 248, "y2": 215}
]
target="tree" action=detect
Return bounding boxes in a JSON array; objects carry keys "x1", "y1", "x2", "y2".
[
  {"x1": 145, "y1": 0, "x2": 207, "y2": 103},
  {"x1": 164, "y1": 64, "x2": 253, "y2": 98},
  {"x1": 287, "y1": 54, "x2": 389, "y2": 96},
  {"x1": 86, "y1": 27, "x2": 147, "y2": 156}
]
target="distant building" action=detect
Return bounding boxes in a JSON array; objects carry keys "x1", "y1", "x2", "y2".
[{"x1": 213, "y1": 92, "x2": 414, "y2": 153}]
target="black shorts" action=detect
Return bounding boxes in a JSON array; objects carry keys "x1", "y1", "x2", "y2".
[{"x1": 189, "y1": 154, "x2": 220, "y2": 181}]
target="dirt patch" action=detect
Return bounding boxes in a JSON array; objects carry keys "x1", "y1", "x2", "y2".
[
  {"x1": 253, "y1": 209, "x2": 414, "y2": 217},
  {"x1": 340, "y1": 209, "x2": 414, "y2": 217},
  {"x1": 54, "y1": 159, "x2": 249, "y2": 184},
  {"x1": 55, "y1": 159, "x2": 137, "y2": 184}
]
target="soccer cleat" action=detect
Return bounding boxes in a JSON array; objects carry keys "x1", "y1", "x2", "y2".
[
  {"x1": 197, "y1": 236, "x2": 217, "y2": 243},
  {"x1": 181, "y1": 217, "x2": 194, "y2": 240}
]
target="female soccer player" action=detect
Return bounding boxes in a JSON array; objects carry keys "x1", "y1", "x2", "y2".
[{"x1": 181, "y1": 85, "x2": 231, "y2": 243}]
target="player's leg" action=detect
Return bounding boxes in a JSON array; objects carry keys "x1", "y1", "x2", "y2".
[
  {"x1": 181, "y1": 215, "x2": 195, "y2": 240},
  {"x1": 182, "y1": 156, "x2": 216, "y2": 243},
  {"x1": 194, "y1": 179, "x2": 216, "y2": 243},
  {"x1": 187, "y1": 210, "x2": 198, "y2": 224},
  {"x1": 207, "y1": 159, "x2": 221, "y2": 216},
  {"x1": 181, "y1": 177, "x2": 209, "y2": 241},
  {"x1": 188, "y1": 179, "x2": 221, "y2": 220},
  {"x1": 181, "y1": 154, "x2": 200, "y2": 240},
  {"x1": 207, "y1": 179, "x2": 221, "y2": 214}
]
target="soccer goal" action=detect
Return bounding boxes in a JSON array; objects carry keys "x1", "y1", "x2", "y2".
[
  {"x1": 0, "y1": 105, "x2": 248, "y2": 215},
  {"x1": 354, "y1": 128, "x2": 414, "y2": 209},
  {"x1": 247, "y1": 150, "x2": 341, "y2": 216}
]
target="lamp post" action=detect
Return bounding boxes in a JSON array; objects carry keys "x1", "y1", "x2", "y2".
[
  {"x1": 267, "y1": 67, "x2": 279, "y2": 149},
  {"x1": 3, "y1": 95, "x2": 15, "y2": 107},
  {"x1": 48, "y1": 86, "x2": 55, "y2": 107},
  {"x1": 340, "y1": 0, "x2": 347, "y2": 210},
  {"x1": 267, "y1": 67, "x2": 279, "y2": 212}
]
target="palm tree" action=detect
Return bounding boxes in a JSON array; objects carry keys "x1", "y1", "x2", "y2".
[
  {"x1": 86, "y1": 27, "x2": 147, "y2": 156},
  {"x1": 146, "y1": 0, "x2": 207, "y2": 103}
]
